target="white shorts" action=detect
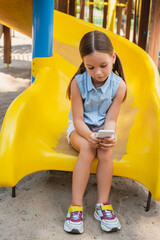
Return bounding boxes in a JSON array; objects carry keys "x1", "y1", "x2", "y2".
[{"x1": 67, "y1": 120, "x2": 76, "y2": 144}]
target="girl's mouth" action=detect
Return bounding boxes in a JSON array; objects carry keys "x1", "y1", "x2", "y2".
[{"x1": 96, "y1": 76, "x2": 104, "y2": 80}]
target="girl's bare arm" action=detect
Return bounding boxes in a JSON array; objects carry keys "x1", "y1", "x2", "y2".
[
  {"x1": 104, "y1": 80, "x2": 127, "y2": 130},
  {"x1": 100, "y1": 80, "x2": 127, "y2": 150}
]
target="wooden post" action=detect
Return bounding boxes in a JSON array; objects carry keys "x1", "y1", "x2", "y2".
[
  {"x1": 58, "y1": 0, "x2": 68, "y2": 13},
  {"x1": 147, "y1": 0, "x2": 160, "y2": 67},
  {"x1": 133, "y1": 0, "x2": 138, "y2": 43},
  {"x1": 125, "y1": 0, "x2": 133, "y2": 40},
  {"x1": 103, "y1": 0, "x2": 108, "y2": 28},
  {"x1": 80, "y1": 0, "x2": 85, "y2": 19},
  {"x1": 116, "y1": 7, "x2": 122, "y2": 34},
  {"x1": 89, "y1": 0, "x2": 93, "y2": 23},
  {"x1": 138, "y1": 0, "x2": 150, "y2": 50},
  {"x1": 69, "y1": 0, "x2": 76, "y2": 16},
  {"x1": 116, "y1": 0, "x2": 126, "y2": 35},
  {"x1": 3, "y1": 25, "x2": 11, "y2": 65},
  {"x1": 54, "y1": 0, "x2": 58, "y2": 10},
  {"x1": 116, "y1": 2, "x2": 123, "y2": 34},
  {"x1": 138, "y1": 0, "x2": 151, "y2": 50}
]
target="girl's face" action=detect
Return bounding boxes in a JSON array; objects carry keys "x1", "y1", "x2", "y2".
[{"x1": 83, "y1": 51, "x2": 116, "y2": 83}]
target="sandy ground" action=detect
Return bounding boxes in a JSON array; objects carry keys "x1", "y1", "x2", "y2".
[{"x1": 0, "y1": 32, "x2": 160, "y2": 240}]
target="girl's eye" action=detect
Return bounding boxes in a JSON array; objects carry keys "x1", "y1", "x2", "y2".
[
  {"x1": 101, "y1": 64, "x2": 108, "y2": 68},
  {"x1": 88, "y1": 67, "x2": 94, "y2": 70}
]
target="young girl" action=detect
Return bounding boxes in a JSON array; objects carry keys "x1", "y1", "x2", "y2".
[{"x1": 64, "y1": 30, "x2": 127, "y2": 234}]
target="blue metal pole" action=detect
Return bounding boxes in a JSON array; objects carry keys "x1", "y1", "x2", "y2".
[{"x1": 32, "y1": 0, "x2": 54, "y2": 82}]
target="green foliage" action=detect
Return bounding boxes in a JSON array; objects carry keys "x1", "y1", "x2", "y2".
[
  {"x1": 94, "y1": 0, "x2": 104, "y2": 11},
  {"x1": 77, "y1": 0, "x2": 80, "y2": 6}
]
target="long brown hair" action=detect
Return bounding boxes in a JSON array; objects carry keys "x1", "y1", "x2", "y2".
[{"x1": 66, "y1": 30, "x2": 127, "y2": 101}]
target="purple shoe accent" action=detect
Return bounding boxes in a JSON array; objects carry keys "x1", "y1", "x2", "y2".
[
  {"x1": 67, "y1": 211, "x2": 83, "y2": 222},
  {"x1": 101, "y1": 210, "x2": 115, "y2": 220}
]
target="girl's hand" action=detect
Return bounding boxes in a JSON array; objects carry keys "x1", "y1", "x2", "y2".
[
  {"x1": 88, "y1": 132, "x2": 100, "y2": 148},
  {"x1": 99, "y1": 134, "x2": 117, "y2": 150}
]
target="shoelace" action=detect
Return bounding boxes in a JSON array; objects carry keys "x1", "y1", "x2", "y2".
[
  {"x1": 71, "y1": 211, "x2": 81, "y2": 221},
  {"x1": 103, "y1": 210, "x2": 114, "y2": 219}
]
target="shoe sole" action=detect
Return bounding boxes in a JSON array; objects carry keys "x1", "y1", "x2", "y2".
[
  {"x1": 64, "y1": 221, "x2": 83, "y2": 234},
  {"x1": 94, "y1": 211, "x2": 121, "y2": 232}
]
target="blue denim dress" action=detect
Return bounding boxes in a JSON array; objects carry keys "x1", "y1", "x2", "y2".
[{"x1": 69, "y1": 70, "x2": 122, "y2": 127}]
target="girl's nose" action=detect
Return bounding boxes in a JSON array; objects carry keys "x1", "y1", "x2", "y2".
[{"x1": 95, "y1": 69, "x2": 102, "y2": 76}]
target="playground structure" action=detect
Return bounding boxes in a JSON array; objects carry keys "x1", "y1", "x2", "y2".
[
  {"x1": 1, "y1": 1, "x2": 160, "y2": 70},
  {"x1": 55, "y1": 0, "x2": 160, "y2": 67},
  {"x1": 0, "y1": 0, "x2": 160, "y2": 211}
]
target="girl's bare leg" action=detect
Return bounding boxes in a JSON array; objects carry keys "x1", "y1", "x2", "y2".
[
  {"x1": 70, "y1": 131, "x2": 96, "y2": 206},
  {"x1": 96, "y1": 148, "x2": 113, "y2": 203}
]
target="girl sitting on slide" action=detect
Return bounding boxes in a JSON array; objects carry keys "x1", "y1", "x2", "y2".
[{"x1": 64, "y1": 30, "x2": 127, "y2": 234}]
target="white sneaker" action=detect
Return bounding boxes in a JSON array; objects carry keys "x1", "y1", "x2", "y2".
[
  {"x1": 64, "y1": 205, "x2": 83, "y2": 234},
  {"x1": 94, "y1": 202, "x2": 121, "y2": 232}
]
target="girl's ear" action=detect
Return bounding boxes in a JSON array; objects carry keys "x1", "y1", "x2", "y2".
[{"x1": 113, "y1": 51, "x2": 116, "y2": 64}]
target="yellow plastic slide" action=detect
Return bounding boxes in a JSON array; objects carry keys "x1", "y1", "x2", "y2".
[{"x1": 0, "y1": 9, "x2": 160, "y2": 201}]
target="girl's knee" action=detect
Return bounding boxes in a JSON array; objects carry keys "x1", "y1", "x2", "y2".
[
  {"x1": 79, "y1": 142, "x2": 96, "y2": 163},
  {"x1": 97, "y1": 149, "x2": 113, "y2": 162}
]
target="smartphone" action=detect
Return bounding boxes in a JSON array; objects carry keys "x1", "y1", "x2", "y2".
[{"x1": 96, "y1": 130, "x2": 115, "y2": 138}]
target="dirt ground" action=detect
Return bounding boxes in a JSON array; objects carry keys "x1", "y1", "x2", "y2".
[{"x1": 0, "y1": 32, "x2": 160, "y2": 240}]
